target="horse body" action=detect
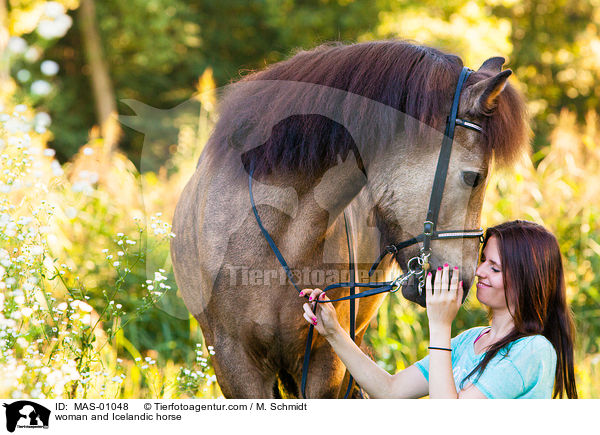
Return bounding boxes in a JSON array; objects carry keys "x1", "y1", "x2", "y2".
[{"x1": 171, "y1": 41, "x2": 529, "y2": 398}]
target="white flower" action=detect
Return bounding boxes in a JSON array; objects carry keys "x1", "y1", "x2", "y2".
[
  {"x1": 16, "y1": 69, "x2": 31, "y2": 83},
  {"x1": 24, "y1": 46, "x2": 42, "y2": 63},
  {"x1": 7, "y1": 37, "x2": 27, "y2": 54},
  {"x1": 30, "y1": 245, "x2": 43, "y2": 256},
  {"x1": 51, "y1": 160, "x2": 63, "y2": 177},
  {"x1": 37, "y1": 14, "x2": 72, "y2": 39},
  {"x1": 31, "y1": 80, "x2": 52, "y2": 96},
  {"x1": 82, "y1": 146, "x2": 93, "y2": 156},
  {"x1": 78, "y1": 301, "x2": 93, "y2": 313},
  {"x1": 113, "y1": 261, "x2": 120, "y2": 267},
  {"x1": 40, "y1": 60, "x2": 59, "y2": 76}
]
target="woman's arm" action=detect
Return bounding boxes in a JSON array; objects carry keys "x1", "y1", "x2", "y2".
[
  {"x1": 301, "y1": 289, "x2": 428, "y2": 398},
  {"x1": 426, "y1": 265, "x2": 464, "y2": 399}
]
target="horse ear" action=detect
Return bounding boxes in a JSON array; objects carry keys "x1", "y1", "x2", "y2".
[
  {"x1": 477, "y1": 56, "x2": 505, "y2": 74},
  {"x1": 469, "y1": 69, "x2": 512, "y2": 115}
]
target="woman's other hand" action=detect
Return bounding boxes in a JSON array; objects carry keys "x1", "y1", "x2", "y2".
[
  {"x1": 425, "y1": 264, "x2": 463, "y2": 328},
  {"x1": 300, "y1": 288, "x2": 342, "y2": 339}
]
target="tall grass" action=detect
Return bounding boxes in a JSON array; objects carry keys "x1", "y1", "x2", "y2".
[{"x1": 365, "y1": 109, "x2": 600, "y2": 398}]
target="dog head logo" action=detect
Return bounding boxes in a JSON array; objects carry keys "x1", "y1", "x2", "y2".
[{"x1": 3, "y1": 401, "x2": 51, "y2": 432}]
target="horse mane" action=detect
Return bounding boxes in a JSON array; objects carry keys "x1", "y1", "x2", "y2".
[{"x1": 207, "y1": 40, "x2": 529, "y2": 177}]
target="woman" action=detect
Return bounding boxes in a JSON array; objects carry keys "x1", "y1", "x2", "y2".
[{"x1": 301, "y1": 220, "x2": 578, "y2": 398}]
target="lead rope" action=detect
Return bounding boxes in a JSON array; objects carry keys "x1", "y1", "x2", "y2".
[{"x1": 341, "y1": 211, "x2": 365, "y2": 399}]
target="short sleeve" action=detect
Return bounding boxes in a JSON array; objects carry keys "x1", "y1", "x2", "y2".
[
  {"x1": 413, "y1": 328, "x2": 481, "y2": 383},
  {"x1": 471, "y1": 336, "x2": 557, "y2": 399}
]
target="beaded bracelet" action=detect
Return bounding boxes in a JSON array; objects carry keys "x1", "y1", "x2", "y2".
[{"x1": 428, "y1": 346, "x2": 452, "y2": 352}]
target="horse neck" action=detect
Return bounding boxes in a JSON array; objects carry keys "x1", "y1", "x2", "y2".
[{"x1": 262, "y1": 166, "x2": 367, "y2": 263}]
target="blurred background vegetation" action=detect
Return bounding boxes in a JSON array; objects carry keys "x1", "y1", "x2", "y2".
[{"x1": 1, "y1": 0, "x2": 599, "y2": 398}]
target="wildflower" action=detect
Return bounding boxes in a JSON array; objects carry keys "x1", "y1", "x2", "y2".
[
  {"x1": 7, "y1": 37, "x2": 27, "y2": 54},
  {"x1": 40, "y1": 60, "x2": 59, "y2": 76},
  {"x1": 31, "y1": 80, "x2": 52, "y2": 96},
  {"x1": 78, "y1": 301, "x2": 93, "y2": 312}
]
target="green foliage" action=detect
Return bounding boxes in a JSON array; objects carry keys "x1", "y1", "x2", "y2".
[{"x1": 365, "y1": 109, "x2": 600, "y2": 398}]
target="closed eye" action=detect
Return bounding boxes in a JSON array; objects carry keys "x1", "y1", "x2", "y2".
[{"x1": 461, "y1": 171, "x2": 484, "y2": 187}]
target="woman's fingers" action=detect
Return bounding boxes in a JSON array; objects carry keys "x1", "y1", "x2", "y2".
[
  {"x1": 434, "y1": 267, "x2": 442, "y2": 294},
  {"x1": 303, "y1": 312, "x2": 315, "y2": 325},
  {"x1": 299, "y1": 288, "x2": 323, "y2": 301},
  {"x1": 441, "y1": 263, "x2": 449, "y2": 291},
  {"x1": 309, "y1": 288, "x2": 323, "y2": 302},
  {"x1": 450, "y1": 267, "x2": 459, "y2": 293},
  {"x1": 303, "y1": 302, "x2": 316, "y2": 320},
  {"x1": 456, "y1": 281, "x2": 464, "y2": 308},
  {"x1": 299, "y1": 288, "x2": 314, "y2": 298},
  {"x1": 426, "y1": 272, "x2": 433, "y2": 298}
]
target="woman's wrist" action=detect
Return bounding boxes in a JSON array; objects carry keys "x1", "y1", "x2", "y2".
[
  {"x1": 324, "y1": 324, "x2": 348, "y2": 343},
  {"x1": 428, "y1": 324, "x2": 451, "y2": 347}
]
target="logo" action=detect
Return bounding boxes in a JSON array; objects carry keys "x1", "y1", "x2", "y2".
[{"x1": 2, "y1": 401, "x2": 51, "y2": 433}]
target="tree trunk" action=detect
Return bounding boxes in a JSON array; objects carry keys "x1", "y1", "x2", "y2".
[
  {"x1": 0, "y1": 0, "x2": 9, "y2": 89},
  {"x1": 78, "y1": 0, "x2": 120, "y2": 154}
]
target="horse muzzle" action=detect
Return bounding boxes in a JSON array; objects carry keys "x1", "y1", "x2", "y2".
[{"x1": 401, "y1": 270, "x2": 472, "y2": 308}]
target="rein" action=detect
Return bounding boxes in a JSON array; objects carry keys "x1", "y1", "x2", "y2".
[{"x1": 248, "y1": 66, "x2": 484, "y2": 398}]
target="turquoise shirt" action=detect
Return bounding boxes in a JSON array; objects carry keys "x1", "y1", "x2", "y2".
[{"x1": 414, "y1": 327, "x2": 557, "y2": 398}]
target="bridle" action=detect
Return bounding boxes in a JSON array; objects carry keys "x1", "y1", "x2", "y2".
[
  {"x1": 369, "y1": 66, "x2": 484, "y2": 295},
  {"x1": 248, "y1": 66, "x2": 484, "y2": 398}
]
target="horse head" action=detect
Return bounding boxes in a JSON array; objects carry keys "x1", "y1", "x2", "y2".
[{"x1": 364, "y1": 56, "x2": 529, "y2": 307}]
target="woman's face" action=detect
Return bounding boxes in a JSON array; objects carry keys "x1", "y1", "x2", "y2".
[{"x1": 475, "y1": 236, "x2": 511, "y2": 310}]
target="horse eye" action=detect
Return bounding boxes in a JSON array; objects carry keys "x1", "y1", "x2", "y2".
[{"x1": 461, "y1": 171, "x2": 484, "y2": 187}]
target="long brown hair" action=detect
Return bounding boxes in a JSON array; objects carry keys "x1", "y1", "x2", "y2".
[{"x1": 462, "y1": 220, "x2": 578, "y2": 398}]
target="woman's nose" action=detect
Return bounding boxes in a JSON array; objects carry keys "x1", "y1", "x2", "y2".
[{"x1": 475, "y1": 262, "x2": 485, "y2": 278}]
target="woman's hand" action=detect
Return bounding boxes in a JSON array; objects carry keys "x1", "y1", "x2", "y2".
[
  {"x1": 425, "y1": 264, "x2": 463, "y2": 329},
  {"x1": 300, "y1": 288, "x2": 342, "y2": 339}
]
